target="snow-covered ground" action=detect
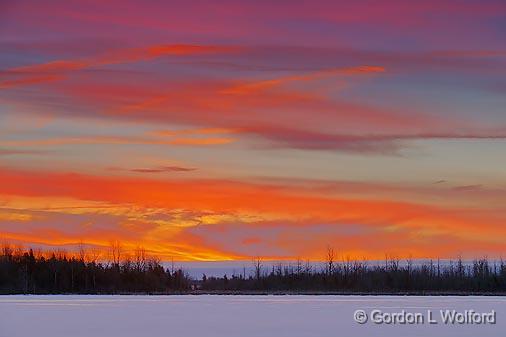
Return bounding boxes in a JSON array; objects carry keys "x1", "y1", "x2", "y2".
[{"x1": 0, "y1": 295, "x2": 504, "y2": 337}]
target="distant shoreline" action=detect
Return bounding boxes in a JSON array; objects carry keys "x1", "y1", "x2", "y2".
[
  {"x1": 3, "y1": 247, "x2": 506, "y2": 295},
  {"x1": 2, "y1": 291, "x2": 506, "y2": 296}
]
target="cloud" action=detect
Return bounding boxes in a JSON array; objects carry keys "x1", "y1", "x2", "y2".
[
  {"x1": 41, "y1": 65, "x2": 438, "y2": 155},
  {"x1": 240, "y1": 126, "x2": 506, "y2": 153},
  {"x1": 0, "y1": 148, "x2": 42, "y2": 156},
  {"x1": 452, "y1": 184, "x2": 483, "y2": 192},
  {"x1": 2, "y1": 124, "x2": 505, "y2": 156},
  {"x1": 169, "y1": 137, "x2": 235, "y2": 146},
  {"x1": 153, "y1": 127, "x2": 239, "y2": 137},
  {"x1": 221, "y1": 65, "x2": 385, "y2": 94},
  {"x1": 0, "y1": 74, "x2": 64, "y2": 89},
  {"x1": 0, "y1": 132, "x2": 235, "y2": 148},
  {"x1": 129, "y1": 166, "x2": 197, "y2": 173},
  {"x1": 1, "y1": 44, "x2": 240, "y2": 89},
  {"x1": 0, "y1": 167, "x2": 504, "y2": 259},
  {"x1": 4, "y1": 41, "x2": 504, "y2": 155},
  {"x1": 1, "y1": 168, "x2": 504, "y2": 236},
  {"x1": 4, "y1": 0, "x2": 505, "y2": 50}
]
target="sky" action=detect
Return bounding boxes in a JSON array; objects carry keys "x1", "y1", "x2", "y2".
[{"x1": 0, "y1": 0, "x2": 505, "y2": 261}]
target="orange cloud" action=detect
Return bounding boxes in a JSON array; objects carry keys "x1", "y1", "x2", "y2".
[
  {"x1": 1, "y1": 44, "x2": 240, "y2": 89},
  {"x1": 146, "y1": 44, "x2": 239, "y2": 57},
  {"x1": 128, "y1": 166, "x2": 197, "y2": 173},
  {"x1": 0, "y1": 74, "x2": 64, "y2": 89},
  {"x1": 12, "y1": 60, "x2": 90, "y2": 73},
  {"x1": 221, "y1": 65, "x2": 385, "y2": 94},
  {"x1": 0, "y1": 168, "x2": 504, "y2": 260},
  {"x1": 0, "y1": 132, "x2": 235, "y2": 148},
  {"x1": 169, "y1": 137, "x2": 235, "y2": 146},
  {"x1": 154, "y1": 127, "x2": 240, "y2": 137}
]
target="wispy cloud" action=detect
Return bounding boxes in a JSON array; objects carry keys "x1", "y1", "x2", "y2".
[
  {"x1": 1, "y1": 44, "x2": 240, "y2": 89},
  {"x1": 239, "y1": 126, "x2": 506, "y2": 153},
  {"x1": 169, "y1": 137, "x2": 235, "y2": 146},
  {"x1": 0, "y1": 132, "x2": 236, "y2": 148},
  {"x1": 0, "y1": 167, "x2": 505, "y2": 259},
  {"x1": 116, "y1": 166, "x2": 197, "y2": 173},
  {"x1": 221, "y1": 65, "x2": 385, "y2": 94},
  {"x1": 0, "y1": 148, "x2": 43, "y2": 156}
]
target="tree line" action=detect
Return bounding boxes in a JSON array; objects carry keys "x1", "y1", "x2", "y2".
[
  {"x1": 199, "y1": 250, "x2": 506, "y2": 293},
  {"x1": 2, "y1": 244, "x2": 506, "y2": 294},
  {"x1": 0, "y1": 243, "x2": 190, "y2": 294}
]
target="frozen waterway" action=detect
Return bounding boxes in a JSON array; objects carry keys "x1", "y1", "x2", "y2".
[{"x1": 0, "y1": 295, "x2": 504, "y2": 337}]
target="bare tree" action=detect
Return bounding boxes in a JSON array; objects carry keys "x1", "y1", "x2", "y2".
[
  {"x1": 170, "y1": 257, "x2": 175, "y2": 275},
  {"x1": 304, "y1": 259, "x2": 312, "y2": 275},
  {"x1": 457, "y1": 255, "x2": 464, "y2": 278},
  {"x1": 252, "y1": 256, "x2": 262, "y2": 280},
  {"x1": 343, "y1": 255, "x2": 351, "y2": 276},
  {"x1": 109, "y1": 240, "x2": 122, "y2": 267},
  {"x1": 406, "y1": 254, "x2": 413, "y2": 275},
  {"x1": 275, "y1": 262, "x2": 283, "y2": 276},
  {"x1": 134, "y1": 246, "x2": 146, "y2": 272},
  {"x1": 1, "y1": 242, "x2": 13, "y2": 258},
  {"x1": 77, "y1": 240, "x2": 87, "y2": 262},
  {"x1": 295, "y1": 257, "x2": 302, "y2": 276},
  {"x1": 326, "y1": 246, "x2": 335, "y2": 275},
  {"x1": 86, "y1": 247, "x2": 101, "y2": 264}
]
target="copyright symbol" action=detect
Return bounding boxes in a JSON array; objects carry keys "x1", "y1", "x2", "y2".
[{"x1": 354, "y1": 309, "x2": 368, "y2": 324}]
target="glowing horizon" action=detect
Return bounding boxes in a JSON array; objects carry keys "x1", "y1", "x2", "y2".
[{"x1": 1, "y1": 0, "x2": 505, "y2": 261}]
